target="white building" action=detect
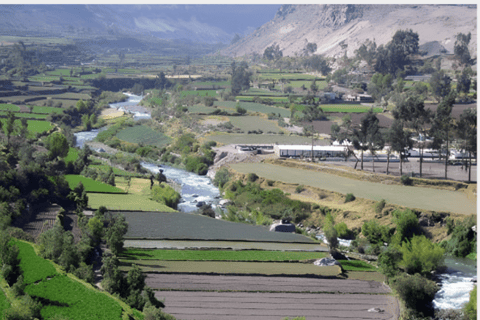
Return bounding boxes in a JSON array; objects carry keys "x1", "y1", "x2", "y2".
[{"x1": 274, "y1": 145, "x2": 348, "y2": 158}]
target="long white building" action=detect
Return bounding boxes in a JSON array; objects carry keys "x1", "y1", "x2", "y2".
[{"x1": 274, "y1": 145, "x2": 348, "y2": 158}]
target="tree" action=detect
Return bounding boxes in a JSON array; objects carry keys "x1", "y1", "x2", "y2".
[
  {"x1": 323, "y1": 214, "x2": 338, "y2": 253},
  {"x1": 454, "y1": 32, "x2": 471, "y2": 65},
  {"x1": 391, "y1": 273, "x2": 439, "y2": 316},
  {"x1": 105, "y1": 214, "x2": 128, "y2": 256},
  {"x1": 367, "y1": 73, "x2": 393, "y2": 103},
  {"x1": 355, "y1": 39, "x2": 377, "y2": 67},
  {"x1": 230, "y1": 61, "x2": 251, "y2": 96},
  {"x1": 374, "y1": 29, "x2": 419, "y2": 75},
  {"x1": 457, "y1": 67, "x2": 473, "y2": 96},
  {"x1": 430, "y1": 90, "x2": 456, "y2": 179},
  {"x1": 45, "y1": 132, "x2": 69, "y2": 160},
  {"x1": 4, "y1": 111, "x2": 16, "y2": 147},
  {"x1": 387, "y1": 119, "x2": 412, "y2": 176},
  {"x1": 378, "y1": 246, "x2": 402, "y2": 278},
  {"x1": 456, "y1": 108, "x2": 476, "y2": 182},
  {"x1": 304, "y1": 42, "x2": 317, "y2": 55},
  {"x1": 391, "y1": 209, "x2": 421, "y2": 245},
  {"x1": 464, "y1": 286, "x2": 477, "y2": 320},
  {"x1": 361, "y1": 110, "x2": 384, "y2": 172},
  {"x1": 213, "y1": 168, "x2": 231, "y2": 189},
  {"x1": 429, "y1": 70, "x2": 452, "y2": 102},
  {"x1": 263, "y1": 44, "x2": 283, "y2": 61},
  {"x1": 399, "y1": 235, "x2": 445, "y2": 275}
]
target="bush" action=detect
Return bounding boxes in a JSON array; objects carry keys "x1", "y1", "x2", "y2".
[
  {"x1": 391, "y1": 273, "x2": 438, "y2": 316},
  {"x1": 151, "y1": 184, "x2": 181, "y2": 209},
  {"x1": 375, "y1": 199, "x2": 386, "y2": 213},
  {"x1": 361, "y1": 220, "x2": 391, "y2": 244},
  {"x1": 399, "y1": 235, "x2": 445, "y2": 276},
  {"x1": 247, "y1": 173, "x2": 258, "y2": 182},
  {"x1": 213, "y1": 168, "x2": 231, "y2": 189},
  {"x1": 464, "y1": 286, "x2": 477, "y2": 320},
  {"x1": 378, "y1": 246, "x2": 402, "y2": 278},
  {"x1": 335, "y1": 222, "x2": 353, "y2": 239},
  {"x1": 391, "y1": 209, "x2": 421, "y2": 245},
  {"x1": 344, "y1": 193, "x2": 355, "y2": 203},
  {"x1": 401, "y1": 174, "x2": 413, "y2": 186},
  {"x1": 295, "y1": 185, "x2": 304, "y2": 193}
]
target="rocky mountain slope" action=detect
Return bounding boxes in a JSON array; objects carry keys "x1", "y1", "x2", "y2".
[{"x1": 222, "y1": 4, "x2": 477, "y2": 59}]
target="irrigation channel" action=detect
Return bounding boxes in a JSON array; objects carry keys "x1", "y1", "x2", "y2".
[{"x1": 74, "y1": 93, "x2": 476, "y2": 312}]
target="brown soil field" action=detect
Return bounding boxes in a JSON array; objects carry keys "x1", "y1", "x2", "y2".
[
  {"x1": 425, "y1": 102, "x2": 476, "y2": 120},
  {"x1": 146, "y1": 274, "x2": 390, "y2": 294},
  {"x1": 156, "y1": 291, "x2": 399, "y2": 320}
]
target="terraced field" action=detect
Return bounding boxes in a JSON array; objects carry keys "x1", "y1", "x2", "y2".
[
  {"x1": 115, "y1": 125, "x2": 172, "y2": 147},
  {"x1": 87, "y1": 193, "x2": 176, "y2": 212},
  {"x1": 230, "y1": 163, "x2": 476, "y2": 215},
  {"x1": 229, "y1": 116, "x2": 282, "y2": 133},
  {"x1": 213, "y1": 101, "x2": 291, "y2": 117}
]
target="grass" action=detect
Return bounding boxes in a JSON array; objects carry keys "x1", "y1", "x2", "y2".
[
  {"x1": 87, "y1": 193, "x2": 176, "y2": 212},
  {"x1": 205, "y1": 133, "x2": 328, "y2": 145},
  {"x1": 64, "y1": 148, "x2": 79, "y2": 164},
  {"x1": 64, "y1": 175, "x2": 125, "y2": 194},
  {"x1": 0, "y1": 104, "x2": 20, "y2": 112},
  {"x1": 0, "y1": 287, "x2": 9, "y2": 315},
  {"x1": 213, "y1": 101, "x2": 291, "y2": 117},
  {"x1": 180, "y1": 90, "x2": 219, "y2": 97},
  {"x1": 294, "y1": 104, "x2": 382, "y2": 113},
  {"x1": 119, "y1": 260, "x2": 342, "y2": 277},
  {"x1": 258, "y1": 73, "x2": 319, "y2": 80},
  {"x1": 338, "y1": 259, "x2": 377, "y2": 271},
  {"x1": 229, "y1": 116, "x2": 282, "y2": 133},
  {"x1": 121, "y1": 249, "x2": 327, "y2": 262},
  {"x1": 230, "y1": 162, "x2": 476, "y2": 215},
  {"x1": 466, "y1": 252, "x2": 477, "y2": 260},
  {"x1": 0, "y1": 119, "x2": 53, "y2": 133},
  {"x1": 0, "y1": 111, "x2": 48, "y2": 119},
  {"x1": 116, "y1": 125, "x2": 172, "y2": 148},
  {"x1": 238, "y1": 96, "x2": 289, "y2": 102},
  {"x1": 14, "y1": 240, "x2": 58, "y2": 285},
  {"x1": 187, "y1": 105, "x2": 235, "y2": 114},
  {"x1": 89, "y1": 164, "x2": 144, "y2": 178},
  {"x1": 281, "y1": 80, "x2": 328, "y2": 89}
]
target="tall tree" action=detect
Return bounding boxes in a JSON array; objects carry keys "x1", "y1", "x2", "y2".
[
  {"x1": 454, "y1": 32, "x2": 472, "y2": 65},
  {"x1": 456, "y1": 108, "x2": 476, "y2": 182},
  {"x1": 4, "y1": 111, "x2": 16, "y2": 147},
  {"x1": 430, "y1": 91, "x2": 456, "y2": 179},
  {"x1": 429, "y1": 70, "x2": 452, "y2": 102},
  {"x1": 263, "y1": 44, "x2": 283, "y2": 61},
  {"x1": 230, "y1": 61, "x2": 251, "y2": 96},
  {"x1": 45, "y1": 132, "x2": 69, "y2": 160},
  {"x1": 367, "y1": 73, "x2": 393, "y2": 103},
  {"x1": 456, "y1": 67, "x2": 473, "y2": 97},
  {"x1": 374, "y1": 29, "x2": 419, "y2": 75},
  {"x1": 388, "y1": 119, "x2": 412, "y2": 176},
  {"x1": 362, "y1": 110, "x2": 385, "y2": 172}
]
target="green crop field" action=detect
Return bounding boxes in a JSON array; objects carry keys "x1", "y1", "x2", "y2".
[
  {"x1": 180, "y1": 90, "x2": 219, "y2": 97},
  {"x1": 206, "y1": 133, "x2": 329, "y2": 146},
  {"x1": 15, "y1": 240, "x2": 58, "y2": 284},
  {"x1": 87, "y1": 193, "x2": 176, "y2": 212},
  {"x1": 187, "y1": 105, "x2": 222, "y2": 114},
  {"x1": 281, "y1": 80, "x2": 328, "y2": 89},
  {"x1": 237, "y1": 96, "x2": 289, "y2": 102},
  {"x1": 28, "y1": 75, "x2": 61, "y2": 82},
  {"x1": 32, "y1": 106, "x2": 65, "y2": 114},
  {"x1": 229, "y1": 116, "x2": 282, "y2": 133},
  {"x1": 192, "y1": 80, "x2": 229, "y2": 87},
  {"x1": 0, "y1": 111, "x2": 48, "y2": 119},
  {"x1": 120, "y1": 211, "x2": 315, "y2": 243},
  {"x1": 25, "y1": 275, "x2": 124, "y2": 320},
  {"x1": 121, "y1": 249, "x2": 327, "y2": 262},
  {"x1": 339, "y1": 260, "x2": 377, "y2": 271},
  {"x1": 0, "y1": 104, "x2": 20, "y2": 112},
  {"x1": 258, "y1": 73, "x2": 319, "y2": 80},
  {"x1": 116, "y1": 125, "x2": 172, "y2": 148},
  {"x1": 214, "y1": 101, "x2": 291, "y2": 117},
  {"x1": 294, "y1": 104, "x2": 383, "y2": 113},
  {"x1": 120, "y1": 260, "x2": 341, "y2": 276},
  {"x1": 64, "y1": 148, "x2": 79, "y2": 164},
  {"x1": 0, "y1": 119, "x2": 53, "y2": 133},
  {"x1": 64, "y1": 175, "x2": 125, "y2": 193},
  {"x1": 230, "y1": 163, "x2": 476, "y2": 215},
  {"x1": 246, "y1": 88, "x2": 285, "y2": 96},
  {"x1": 89, "y1": 164, "x2": 144, "y2": 177}
]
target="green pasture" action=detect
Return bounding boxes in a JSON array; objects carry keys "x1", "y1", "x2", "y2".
[
  {"x1": 115, "y1": 125, "x2": 172, "y2": 148},
  {"x1": 339, "y1": 260, "x2": 377, "y2": 271},
  {"x1": 246, "y1": 88, "x2": 286, "y2": 96},
  {"x1": 206, "y1": 133, "x2": 328, "y2": 146},
  {"x1": 187, "y1": 105, "x2": 227, "y2": 114},
  {"x1": 258, "y1": 73, "x2": 319, "y2": 80},
  {"x1": 121, "y1": 211, "x2": 315, "y2": 243},
  {"x1": 295, "y1": 104, "x2": 383, "y2": 113},
  {"x1": 87, "y1": 193, "x2": 176, "y2": 212},
  {"x1": 0, "y1": 104, "x2": 20, "y2": 112},
  {"x1": 120, "y1": 260, "x2": 341, "y2": 276},
  {"x1": 64, "y1": 148, "x2": 79, "y2": 164},
  {"x1": 28, "y1": 76, "x2": 61, "y2": 82},
  {"x1": 0, "y1": 111, "x2": 48, "y2": 119},
  {"x1": 280, "y1": 80, "x2": 328, "y2": 89},
  {"x1": 230, "y1": 163, "x2": 476, "y2": 215},
  {"x1": 0, "y1": 288, "x2": 9, "y2": 315},
  {"x1": 192, "y1": 80, "x2": 229, "y2": 87},
  {"x1": 213, "y1": 101, "x2": 291, "y2": 117},
  {"x1": 238, "y1": 96, "x2": 289, "y2": 102},
  {"x1": 89, "y1": 164, "x2": 144, "y2": 178},
  {"x1": 121, "y1": 249, "x2": 327, "y2": 262},
  {"x1": 180, "y1": 90, "x2": 219, "y2": 97},
  {"x1": 32, "y1": 106, "x2": 65, "y2": 114},
  {"x1": 229, "y1": 116, "x2": 282, "y2": 133},
  {"x1": 0, "y1": 119, "x2": 53, "y2": 133},
  {"x1": 64, "y1": 175, "x2": 125, "y2": 194}
]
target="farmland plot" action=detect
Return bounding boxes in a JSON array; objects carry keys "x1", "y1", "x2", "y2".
[
  {"x1": 230, "y1": 163, "x2": 476, "y2": 214},
  {"x1": 206, "y1": 133, "x2": 329, "y2": 145},
  {"x1": 64, "y1": 175, "x2": 125, "y2": 193},
  {"x1": 115, "y1": 125, "x2": 172, "y2": 147},
  {"x1": 213, "y1": 101, "x2": 291, "y2": 117},
  {"x1": 229, "y1": 116, "x2": 282, "y2": 133},
  {"x1": 87, "y1": 193, "x2": 176, "y2": 212}
]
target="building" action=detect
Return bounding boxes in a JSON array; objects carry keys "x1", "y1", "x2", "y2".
[{"x1": 274, "y1": 145, "x2": 348, "y2": 158}]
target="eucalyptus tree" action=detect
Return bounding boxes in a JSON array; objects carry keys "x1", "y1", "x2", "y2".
[
  {"x1": 388, "y1": 119, "x2": 412, "y2": 176},
  {"x1": 456, "y1": 108, "x2": 477, "y2": 182}
]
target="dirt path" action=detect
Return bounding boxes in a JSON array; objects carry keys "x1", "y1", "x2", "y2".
[{"x1": 230, "y1": 162, "x2": 476, "y2": 215}]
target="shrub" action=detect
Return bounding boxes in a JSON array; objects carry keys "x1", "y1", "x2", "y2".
[
  {"x1": 464, "y1": 286, "x2": 477, "y2": 320},
  {"x1": 391, "y1": 273, "x2": 438, "y2": 316},
  {"x1": 151, "y1": 184, "x2": 181, "y2": 209},
  {"x1": 401, "y1": 174, "x2": 413, "y2": 186},
  {"x1": 344, "y1": 193, "x2": 355, "y2": 203},
  {"x1": 335, "y1": 222, "x2": 353, "y2": 239},
  {"x1": 392, "y1": 209, "x2": 421, "y2": 245},
  {"x1": 378, "y1": 246, "x2": 402, "y2": 278},
  {"x1": 375, "y1": 199, "x2": 386, "y2": 213},
  {"x1": 362, "y1": 220, "x2": 391, "y2": 244},
  {"x1": 399, "y1": 235, "x2": 445, "y2": 276},
  {"x1": 444, "y1": 215, "x2": 476, "y2": 258},
  {"x1": 295, "y1": 185, "x2": 304, "y2": 193},
  {"x1": 247, "y1": 173, "x2": 258, "y2": 182},
  {"x1": 213, "y1": 168, "x2": 231, "y2": 189}
]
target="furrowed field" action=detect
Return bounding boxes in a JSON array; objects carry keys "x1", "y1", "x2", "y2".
[{"x1": 87, "y1": 193, "x2": 176, "y2": 212}]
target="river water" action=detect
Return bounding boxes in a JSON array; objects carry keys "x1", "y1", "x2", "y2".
[{"x1": 74, "y1": 94, "x2": 476, "y2": 310}]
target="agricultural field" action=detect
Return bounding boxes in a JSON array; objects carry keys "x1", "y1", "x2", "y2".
[
  {"x1": 338, "y1": 259, "x2": 378, "y2": 272},
  {"x1": 64, "y1": 175, "x2": 125, "y2": 193},
  {"x1": 121, "y1": 249, "x2": 328, "y2": 262},
  {"x1": 64, "y1": 148, "x2": 79, "y2": 163},
  {"x1": 280, "y1": 80, "x2": 328, "y2": 89},
  {"x1": 230, "y1": 162, "x2": 476, "y2": 215},
  {"x1": 229, "y1": 116, "x2": 282, "y2": 133},
  {"x1": 89, "y1": 164, "x2": 144, "y2": 178},
  {"x1": 0, "y1": 119, "x2": 53, "y2": 133},
  {"x1": 14, "y1": 240, "x2": 58, "y2": 284},
  {"x1": 237, "y1": 96, "x2": 289, "y2": 103},
  {"x1": 180, "y1": 90, "x2": 219, "y2": 97},
  {"x1": 245, "y1": 88, "x2": 286, "y2": 96},
  {"x1": 31, "y1": 106, "x2": 65, "y2": 114},
  {"x1": 87, "y1": 193, "x2": 176, "y2": 212},
  {"x1": 187, "y1": 105, "x2": 226, "y2": 114},
  {"x1": 191, "y1": 80, "x2": 230, "y2": 87},
  {"x1": 205, "y1": 133, "x2": 329, "y2": 145},
  {"x1": 258, "y1": 73, "x2": 319, "y2": 80},
  {"x1": 213, "y1": 101, "x2": 291, "y2": 117},
  {"x1": 120, "y1": 211, "x2": 316, "y2": 242},
  {"x1": 115, "y1": 125, "x2": 172, "y2": 148},
  {"x1": 296, "y1": 104, "x2": 384, "y2": 113},
  {"x1": 0, "y1": 111, "x2": 48, "y2": 119},
  {"x1": 0, "y1": 104, "x2": 20, "y2": 112}
]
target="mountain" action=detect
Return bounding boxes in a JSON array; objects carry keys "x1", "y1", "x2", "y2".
[
  {"x1": 0, "y1": 5, "x2": 281, "y2": 44},
  {"x1": 221, "y1": 4, "x2": 477, "y2": 59}
]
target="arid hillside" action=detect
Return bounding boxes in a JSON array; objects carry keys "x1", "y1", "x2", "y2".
[{"x1": 222, "y1": 4, "x2": 477, "y2": 59}]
